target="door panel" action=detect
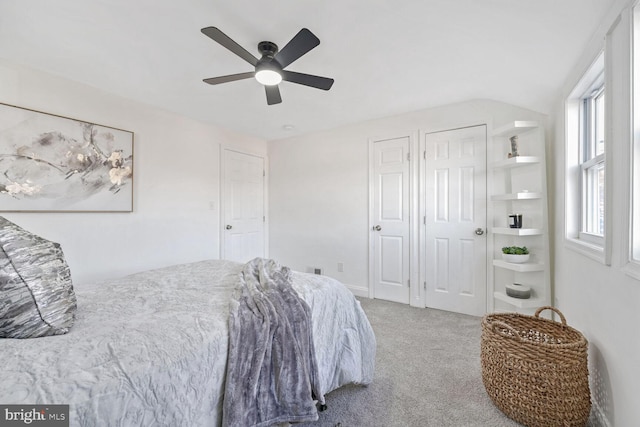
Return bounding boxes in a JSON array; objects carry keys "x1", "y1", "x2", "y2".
[
  {"x1": 380, "y1": 173, "x2": 403, "y2": 219},
  {"x1": 424, "y1": 126, "x2": 487, "y2": 316},
  {"x1": 381, "y1": 236, "x2": 404, "y2": 284},
  {"x1": 435, "y1": 238, "x2": 449, "y2": 291},
  {"x1": 223, "y1": 149, "x2": 265, "y2": 263},
  {"x1": 371, "y1": 136, "x2": 411, "y2": 304},
  {"x1": 435, "y1": 169, "x2": 449, "y2": 221}
]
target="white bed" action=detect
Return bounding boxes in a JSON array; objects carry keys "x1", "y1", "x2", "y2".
[{"x1": 0, "y1": 259, "x2": 376, "y2": 426}]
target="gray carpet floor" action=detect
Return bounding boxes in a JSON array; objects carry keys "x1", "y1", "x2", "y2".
[{"x1": 299, "y1": 298, "x2": 522, "y2": 427}]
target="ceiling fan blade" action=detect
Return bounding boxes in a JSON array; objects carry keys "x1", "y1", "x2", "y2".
[
  {"x1": 203, "y1": 72, "x2": 255, "y2": 85},
  {"x1": 274, "y1": 28, "x2": 320, "y2": 69},
  {"x1": 265, "y1": 85, "x2": 282, "y2": 105},
  {"x1": 201, "y1": 27, "x2": 258, "y2": 67},
  {"x1": 281, "y1": 70, "x2": 334, "y2": 90}
]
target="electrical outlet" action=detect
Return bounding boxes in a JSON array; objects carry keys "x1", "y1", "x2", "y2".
[{"x1": 306, "y1": 267, "x2": 323, "y2": 275}]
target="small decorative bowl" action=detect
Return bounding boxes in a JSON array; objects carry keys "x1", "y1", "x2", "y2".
[
  {"x1": 502, "y1": 253, "x2": 530, "y2": 263},
  {"x1": 506, "y1": 283, "x2": 531, "y2": 299}
]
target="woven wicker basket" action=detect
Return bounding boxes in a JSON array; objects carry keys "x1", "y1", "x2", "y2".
[{"x1": 481, "y1": 306, "x2": 591, "y2": 427}]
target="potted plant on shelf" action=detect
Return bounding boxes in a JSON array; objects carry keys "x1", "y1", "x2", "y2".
[{"x1": 501, "y1": 246, "x2": 530, "y2": 263}]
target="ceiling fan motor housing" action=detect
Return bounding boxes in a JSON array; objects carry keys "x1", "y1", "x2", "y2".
[
  {"x1": 256, "y1": 41, "x2": 283, "y2": 75},
  {"x1": 258, "y1": 41, "x2": 278, "y2": 58}
]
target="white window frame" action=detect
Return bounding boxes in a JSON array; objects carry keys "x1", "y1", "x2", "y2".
[
  {"x1": 565, "y1": 51, "x2": 611, "y2": 264},
  {"x1": 579, "y1": 83, "x2": 606, "y2": 246},
  {"x1": 626, "y1": 3, "x2": 640, "y2": 280}
]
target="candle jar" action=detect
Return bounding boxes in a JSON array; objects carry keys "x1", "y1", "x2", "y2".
[{"x1": 508, "y1": 214, "x2": 523, "y2": 228}]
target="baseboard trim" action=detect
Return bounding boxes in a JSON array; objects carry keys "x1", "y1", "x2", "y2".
[{"x1": 345, "y1": 284, "x2": 369, "y2": 298}]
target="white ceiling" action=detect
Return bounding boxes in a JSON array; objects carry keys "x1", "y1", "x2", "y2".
[{"x1": 0, "y1": 0, "x2": 615, "y2": 141}]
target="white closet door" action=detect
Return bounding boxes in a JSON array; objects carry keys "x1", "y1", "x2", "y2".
[
  {"x1": 370, "y1": 136, "x2": 411, "y2": 304},
  {"x1": 424, "y1": 125, "x2": 487, "y2": 316}
]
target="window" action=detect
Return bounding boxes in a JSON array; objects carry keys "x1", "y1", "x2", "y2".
[
  {"x1": 630, "y1": 4, "x2": 640, "y2": 276},
  {"x1": 565, "y1": 51, "x2": 609, "y2": 263},
  {"x1": 580, "y1": 83, "x2": 605, "y2": 244}
]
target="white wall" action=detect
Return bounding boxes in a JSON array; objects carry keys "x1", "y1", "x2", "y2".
[
  {"x1": 0, "y1": 60, "x2": 266, "y2": 285},
  {"x1": 268, "y1": 99, "x2": 548, "y2": 296},
  {"x1": 552, "y1": 0, "x2": 640, "y2": 425}
]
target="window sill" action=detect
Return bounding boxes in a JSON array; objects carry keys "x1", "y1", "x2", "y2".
[
  {"x1": 565, "y1": 237, "x2": 609, "y2": 265},
  {"x1": 622, "y1": 261, "x2": 640, "y2": 281}
]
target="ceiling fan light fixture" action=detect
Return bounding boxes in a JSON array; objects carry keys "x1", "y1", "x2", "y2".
[{"x1": 255, "y1": 69, "x2": 282, "y2": 86}]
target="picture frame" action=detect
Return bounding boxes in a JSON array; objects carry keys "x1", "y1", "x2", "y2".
[{"x1": 0, "y1": 102, "x2": 134, "y2": 212}]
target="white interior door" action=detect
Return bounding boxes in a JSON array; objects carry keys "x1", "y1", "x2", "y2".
[
  {"x1": 222, "y1": 149, "x2": 265, "y2": 263},
  {"x1": 424, "y1": 125, "x2": 487, "y2": 316},
  {"x1": 370, "y1": 136, "x2": 411, "y2": 304}
]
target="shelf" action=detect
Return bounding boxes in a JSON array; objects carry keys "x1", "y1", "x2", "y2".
[
  {"x1": 492, "y1": 227, "x2": 543, "y2": 236},
  {"x1": 489, "y1": 120, "x2": 550, "y2": 313},
  {"x1": 492, "y1": 121, "x2": 539, "y2": 137},
  {"x1": 491, "y1": 192, "x2": 542, "y2": 201},
  {"x1": 494, "y1": 291, "x2": 545, "y2": 308},
  {"x1": 493, "y1": 259, "x2": 545, "y2": 272},
  {"x1": 492, "y1": 156, "x2": 541, "y2": 169}
]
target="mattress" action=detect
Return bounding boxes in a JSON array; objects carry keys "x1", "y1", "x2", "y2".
[{"x1": 0, "y1": 259, "x2": 375, "y2": 426}]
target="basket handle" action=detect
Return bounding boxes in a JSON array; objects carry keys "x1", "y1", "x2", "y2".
[
  {"x1": 534, "y1": 306, "x2": 567, "y2": 326},
  {"x1": 490, "y1": 320, "x2": 523, "y2": 341}
]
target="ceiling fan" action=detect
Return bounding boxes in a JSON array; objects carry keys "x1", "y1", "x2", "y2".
[{"x1": 201, "y1": 27, "x2": 334, "y2": 105}]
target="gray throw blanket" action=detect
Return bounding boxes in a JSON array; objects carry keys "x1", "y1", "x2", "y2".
[{"x1": 222, "y1": 258, "x2": 323, "y2": 427}]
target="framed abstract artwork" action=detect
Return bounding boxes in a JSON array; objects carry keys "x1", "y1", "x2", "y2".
[{"x1": 0, "y1": 103, "x2": 133, "y2": 212}]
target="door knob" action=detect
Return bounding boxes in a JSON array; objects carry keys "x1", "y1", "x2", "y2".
[
  {"x1": 226, "y1": 225, "x2": 232, "y2": 230},
  {"x1": 474, "y1": 227, "x2": 484, "y2": 235},
  {"x1": 373, "y1": 225, "x2": 382, "y2": 231}
]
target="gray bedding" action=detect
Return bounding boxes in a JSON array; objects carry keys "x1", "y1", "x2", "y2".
[{"x1": 0, "y1": 259, "x2": 376, "y2": 426}]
